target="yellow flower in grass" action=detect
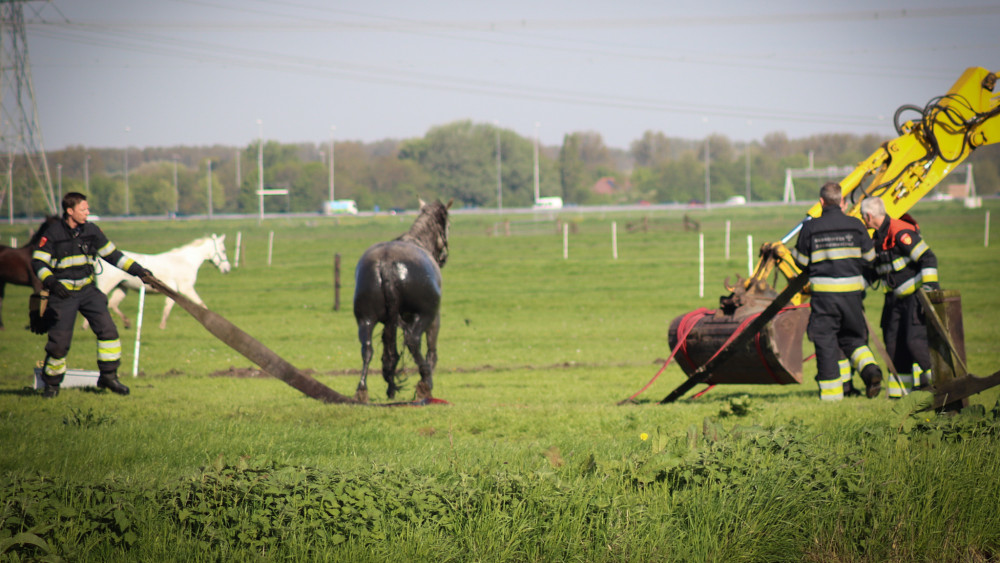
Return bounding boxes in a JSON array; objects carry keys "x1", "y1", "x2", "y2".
[{"x1": 640, "y1": 432, "x2": 649, "y2": 441}]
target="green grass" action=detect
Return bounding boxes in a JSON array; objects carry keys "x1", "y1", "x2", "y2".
[{"x1": 2, "y1": 201, "x2": 1000, "y2": 561}]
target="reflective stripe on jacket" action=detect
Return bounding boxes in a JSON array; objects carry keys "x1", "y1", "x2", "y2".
[
  {"x1": 31, "y1": 219, "x2": 136, "y2": 291},
  {"x1": 873, "y1": 217, "x2": 938, "y2": 297},
  {"x1": 791, "y1": 205, "x2": 874, "y2": 294}
]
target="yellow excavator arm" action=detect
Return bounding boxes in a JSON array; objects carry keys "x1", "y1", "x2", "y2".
[
  {"x1": 749, "y1": 66, "x2": 999, "y2": 294},
  {"x1": 662, "y1": 67, "x2": 999, "y2": 403}
]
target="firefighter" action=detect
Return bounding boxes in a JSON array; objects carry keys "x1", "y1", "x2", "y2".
[
  {"x1": 791, "y1": 183, "x2": 882, "y2": 400},
  {"x1": 31, "y1": 192, "x2": 153, "y2": 398},
  {"x1": 860, "y1": 197, "x2": 939, "y2": 397}
]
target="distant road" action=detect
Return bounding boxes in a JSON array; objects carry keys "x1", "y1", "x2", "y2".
[{"x1": 9, "y1": 196, "x2": 986, "y2": 227}]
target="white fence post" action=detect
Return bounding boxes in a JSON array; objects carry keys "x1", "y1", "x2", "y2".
[
  {"x1": 612, "y1": 221, "x2": 618, "y2": 260},
  {"x1": 563, "y1": 222, "x2": 569, "y2": 259},
  {"x1": 268, "y1": 231, "x2": 275, "y2": 267},
  {"x1": 986, "y1": 210, "x2": 991, "y2": 248},
  {"x1": 699, "y1": 232, "x2": 705, "y2": 298},
  {"x1": 725, "y1": 220, "x2": 731, "y2": 260},
  {"x1": 234, "y1": 231, "x2": 242, "y2": 268},
  {"x1": 132, "y1": 284, "x2": 146, "y2": 377},
  {"x1": 747, "y1": 234, "x2": 754, "y2": 277}
]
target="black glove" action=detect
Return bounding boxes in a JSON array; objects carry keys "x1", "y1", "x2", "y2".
[
  {"x1": 127, "y1": 263, "x2": 153, "y2": 279},
  {"x1": 29, "y1": 294, "x2": 58, "y2": 335},
  {"x1": 43, "y1": 277, "x2": 70, "y2": 299},
  {"x1": 922, "y1": 282, "x2": 940, "y2": 292}
]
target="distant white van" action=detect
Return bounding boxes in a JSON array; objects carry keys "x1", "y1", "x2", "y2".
[
  {"x1": 533, "y1": 196, "x2": 563, "y2": 210},
  {"x1": 323, "y1": 200, "x2": 359, "y2": 215}
]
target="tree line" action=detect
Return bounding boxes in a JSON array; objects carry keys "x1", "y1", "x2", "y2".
[{"x1": 8, "y1": 120, "x2": 999, "y2": 217}]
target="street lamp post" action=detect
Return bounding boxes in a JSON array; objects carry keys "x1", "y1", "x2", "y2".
[
  {"x1": 206, "y1": 159, "x2": 213, "y2": 219},
  {"x1": 124, "y1": 126, "x2": 130, "y2": 215},
  {"x1": 172, "y1": 155, "x2": 179, "y2": 214},
  {"x1": 494, "y1": 120, "x2": 501, "y2": 214},
  {"x1": 257, "y1": 119, "x2": 264, "y2": 224},
  {"x1": 330, "y1": 125, "x2": 337, "y2": 202},
  {"x1": 745, "y1": 142, "x2": 751, "y2": 202},
  {"x1": 533, "y1": 122, "x2": 540, "y2": 204},
  {"x1": 84, "y1": 155, "x2": 90, "y2": 194},
  {"x1": 56, "y1": 164, "x2": 62, "y2": 202},
  {"x1": 704, "y1": 137, "x2": 711, "y2": 209},
  {"x1": 6, "y1": 159, "x2": 12, "y2": 225},
  {"x1": 745, "y1": 120, "x2": 753, "y2": 203}
]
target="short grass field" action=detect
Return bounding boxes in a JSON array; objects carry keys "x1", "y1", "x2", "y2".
[{"x1": 2, "y1": 201, "x2": 1000, "y2": 562}]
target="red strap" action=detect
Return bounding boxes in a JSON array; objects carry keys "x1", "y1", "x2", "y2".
[
  {"x1": 693, "y1": 303, "x2": 810, "y2": 399},
  {"x1": 620, "y1": 303, "x2": 810, "y2": 404},
  {"x1": 617, "y1": 307, "x2": 714, "y2": 405},
  {"x1": 375, "y1": 396, "x2": 450, "y2": 407}
]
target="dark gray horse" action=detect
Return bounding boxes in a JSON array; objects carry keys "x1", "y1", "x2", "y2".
[{"x1": 353, "y1": 199, "x2": 452, "y2": 402}]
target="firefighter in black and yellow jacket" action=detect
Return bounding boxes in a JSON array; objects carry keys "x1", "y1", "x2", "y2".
[
  {"x1": 791, "y1": 183, "x2": 883, "y2": 401},
  {"x1": 860, "y1": 197, "x2": 939, "y2": 397},
  {"x1": 31, "y1": 192, "x2": 153, "y2": 398}
]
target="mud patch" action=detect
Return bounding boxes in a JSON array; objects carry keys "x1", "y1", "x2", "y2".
[
  {"x1": 209, "y1": 361, "x2": 638, "y2": 379},
  {"x1": 209, "y1": 366, "x2": 320, "y2": 379},
  {"x1": 210, "y1": 366, "x2": 267, "y2": 378},
  {"x1": 209, "y1": 366, "x2": 355, "y2": 378}
]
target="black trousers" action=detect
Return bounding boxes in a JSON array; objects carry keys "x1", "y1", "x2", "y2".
[
  {"x1": 807, "y1": 292, "x2": 869, "y2": 383},
  {"x1": 881, "y1": 293, "x2": 931, "y2": 374},
  {"x1": 42, "y1": 284, "x2": 121, "y2": 385}
]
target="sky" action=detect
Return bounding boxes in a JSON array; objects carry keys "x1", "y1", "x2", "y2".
[{"x1": 16, "y1": 0, "x2": 1000, "y2": 152}]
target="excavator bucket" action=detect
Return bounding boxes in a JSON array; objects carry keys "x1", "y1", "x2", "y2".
[
  {"x1": 667, "y1": 273, "x2": 811, "y2": 389},
  {"x1": 917, "y1": 289, "x2": 1000, "y2": 411},
  {"x1": 669, "y1": 302, "x2": 809, "y2": 385}
]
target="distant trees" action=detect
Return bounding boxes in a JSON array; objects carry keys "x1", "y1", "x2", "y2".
[
  {"x1": 129, "y1": 162, "x2": 176, "y2": 215},
  {"x1": 6, "y1": 123, "x2": 996, "y2": 218},
  {"x1": 559, "y1": 131, "x2": 624, "y2": 204},
  {"x1": 400, "y1": 121, "x2": 519, "y2": 208}
]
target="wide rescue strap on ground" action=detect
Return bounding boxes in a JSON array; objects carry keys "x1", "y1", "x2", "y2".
[{"x1": 142, "y1": 274, "x2": 448, "y2": 407}]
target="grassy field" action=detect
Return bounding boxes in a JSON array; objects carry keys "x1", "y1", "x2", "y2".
[{"x1": 2, "y1": 201, "x2": 1000, "y2": 561}]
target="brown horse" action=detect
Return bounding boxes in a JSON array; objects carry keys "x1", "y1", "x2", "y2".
[
  {"x1": 0, "y1": 216, "x2": 58, "y2": 329},
  {"x1": 353, "y1": 199, "x2": 451, "y2": 402}
]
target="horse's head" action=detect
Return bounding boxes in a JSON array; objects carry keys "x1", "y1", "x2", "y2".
[
  {"x1": 208, "y1": 234, "x2": 232, "y2": 274},
  {"x1": 414, "y1": 198, "x2": 452, "y2": 267}
]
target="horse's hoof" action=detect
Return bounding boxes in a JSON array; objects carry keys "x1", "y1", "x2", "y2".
[
  {"x1": 355, "y1": 388, "x2": 369, "y2": 403},
  {"x1": 415, "y1": 380, "x2": 432, "y2": 400}
]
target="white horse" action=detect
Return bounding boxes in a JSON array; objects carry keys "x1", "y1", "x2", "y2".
[{"x1": 86, "y1": 234, "x2": 231, "y2": 330}]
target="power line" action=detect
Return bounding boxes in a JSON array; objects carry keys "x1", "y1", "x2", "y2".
[
  {"x1": 24, "y1": 2, "x2": 999, "y2": 140},
  {"x1": 29, "y1": 21, "x2": 894, "y2": 128}
]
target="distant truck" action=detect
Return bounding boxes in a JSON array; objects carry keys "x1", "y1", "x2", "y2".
[
  {"x1": 323, "y1": 200, "x2": 359, "y2": 215},
  {"x1": 533, "y1": 196, "x2": 563, "y2": 210}
]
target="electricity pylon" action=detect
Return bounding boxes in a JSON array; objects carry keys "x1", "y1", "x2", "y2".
[{"x1": 0, "y1": 0, "x2": 56, "y2": 216}]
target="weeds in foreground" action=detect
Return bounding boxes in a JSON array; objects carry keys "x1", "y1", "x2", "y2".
[{"x1": 4, "y1": 399, "x2": 1000, "y2": 561}]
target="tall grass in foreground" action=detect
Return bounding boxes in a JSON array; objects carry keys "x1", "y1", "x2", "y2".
[{"x1": 2, "y1": 202, "x2": 999, "y2": 560}]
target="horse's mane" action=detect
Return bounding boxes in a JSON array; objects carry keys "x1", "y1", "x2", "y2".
[
  {"x1": 28, "y1": 215, "x2": 61, "y2": 247},
  {"x1": 397, "y1": 200, "x2": 449, "y2": 264},
  {"x1": 184, "y1": 236, "x2": 212, "y2": 247}
]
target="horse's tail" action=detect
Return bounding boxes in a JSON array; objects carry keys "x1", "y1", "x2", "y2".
[{"x1": 377, "y1": 259, "x2": 400, "y2": 321}]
